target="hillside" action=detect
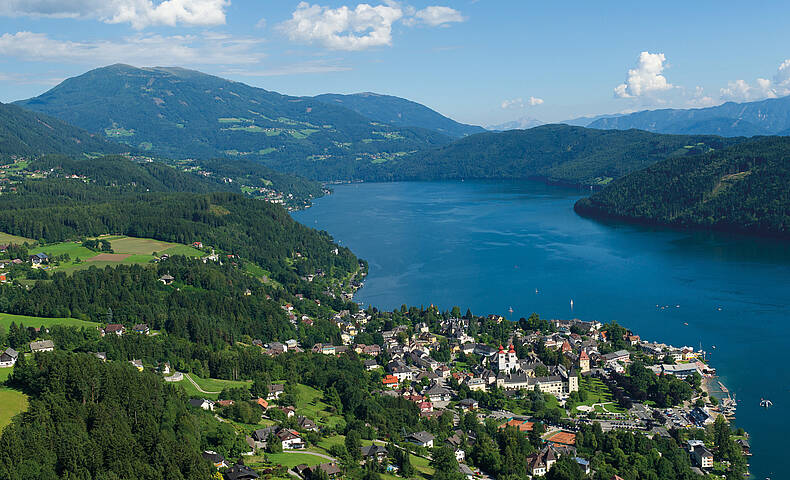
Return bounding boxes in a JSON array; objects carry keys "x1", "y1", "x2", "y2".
[
  {"x1": 574, "y1": 136, "x2": 790, "y2": 237},
  {"x1": 14, "y1": 64, "x2": 451, "y2": 180},
  {"x1": 588, "y1": 95, "x2": 790, "y2": 136},
  {"x1": 0, "y1": 102, "x2": 124, "y2": 158},
  {"x1": 367, "y1": 124, "x2": 742, "y2": 186},
  {"x1": 314, "y1": 92, "x2": 484, "y2": 138}
]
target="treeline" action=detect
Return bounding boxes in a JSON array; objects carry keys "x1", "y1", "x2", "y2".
[
  {"x1": 0, "y1": 352, "x2": 213, "y2": 480},
  {"x1": 0, "y1": 184, "x2": 359, "y2": 283},
  {"x1": 360, "y1": 125, "x2": 741, "y2": 186},
  {"x1": 575, "y1": 136, "x2": 790, "y2": 237}
]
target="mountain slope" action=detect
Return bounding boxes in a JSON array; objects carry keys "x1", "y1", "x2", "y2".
[
  {"x1": 314, "y1": 92, "x2": 484, "y2": 138},
  {"x1": 574, "y1": 136, "x2": 790, "y2": 237},
  {"x1": 588, "y1": 95, "x2": 790, "y2": 136},
  {"x1": 0, "y1": 102, "x2": 124, "y2": 157},
  {"x1": 486, "y1": 116, "x2": 544, "y2": 131},
  {"x1": 366, "y1": 124, "x2": 742, "y2": 186},
  {"x1": 14, "y1": 64, "x2": 451, "y2": 179}
]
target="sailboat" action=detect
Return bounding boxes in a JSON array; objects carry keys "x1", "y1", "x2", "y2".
[
  {"x1": 570, "y1": 299, "x2": 574, "y2": 310},
  {"x1": 760, "y1": 398, "x2": 773, "y2": 408},
  {"x1": 508, "y1": 306, "x2": 514, "y2": 314}
]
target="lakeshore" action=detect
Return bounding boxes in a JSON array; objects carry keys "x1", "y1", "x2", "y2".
[{"x1": 293, "y1": 179, "x2": 789, "y2": 479}]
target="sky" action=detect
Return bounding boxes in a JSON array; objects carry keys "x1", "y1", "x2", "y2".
[{"x1": 1, "y1": 0, "x2": 790, "y2": 126}]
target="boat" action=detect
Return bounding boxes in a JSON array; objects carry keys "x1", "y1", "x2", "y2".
[
  {"x1": 570, "y1": 299, "x2": 574, "y2": 310},
  {"x1": 760, "y1": 398, "x2": 773, "y2": 408},
  {"x1": 508, "y1": 306, "x2": 514, "y2": 314},
  {"x1": 535, "y1": 288, "x2": 539, "y2": 294},
  {"x1": 683, "y1": 322, "x2": 688, "y2": 326}
]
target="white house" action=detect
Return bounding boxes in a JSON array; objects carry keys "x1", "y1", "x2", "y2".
[
  {"x1": 30, "y1": 340, "x2": 54, "y2": 353},
  {"x1": 0, "y1": 347, "x2": 18, "y2": 367}
]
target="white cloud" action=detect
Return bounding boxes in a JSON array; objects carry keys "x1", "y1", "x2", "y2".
[
  {"x1": 0, "y1": 31, "x2": 264, "y2": 65},
  {"x1": 222, "y1": 60, "x2": 352, "y2": 77},
  {"x1": 278, "y1": 2, "x2": 465, "y2": 51},
  {"x1": 0, "y1": 0, "x2": 230, "y2": 29},
  {"x1": 414, "y1": 6, "x2": 464, "y2": 26},
  {"x1": 773, "y1": 59, "x2": 790, "y2": 94},
  {"x1": 614, "y1": 51, "x2": 673, "y2": 98},
  {"x1": 501, "y1": 96, "x2": 543, "y2": 109},
  {"x1": 719, "y1": 78, "x2": 777, "y2": 102}
]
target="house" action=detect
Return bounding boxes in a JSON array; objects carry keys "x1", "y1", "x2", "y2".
[
  {"x1": 255, "y1": 398, "x2": 269, "y2": 410},
  {"x1": 602, "y1": 350, "x2": 631, "y2": 364},
  {"x1": 423, "y1": 383, "x2": 453, "y2": 405},
  {"x1": 406, "y1": 431, "x2": 435, "y2": 448},
  {"x1": 189, "y1": 398, "x2": 215, "y2": 411},
  {"x1": 459, "y1": 463, "x2": 475, "y2": 480},
  {"x1": 192, "y1": 241, "x2": 203, "y2": 249},
  {"x1": 280, "y1": 406, "x2": 296, "y2": 418},
  {"x1": 692, "y1": 445, "x2": 714, "y2": 469},
  {"x1": 29, "y1": 253, "x2": 49, "y2": 266},
  {"x1": 297, "y1": 416, "x2": 318, "y2": 432},
  {"x1": 129, "y1": 359, "x2": 143, "y2": 371},
  {"x1": 217, "y1": 400, "x2": 235, "y2": 407},
  {"x1": 277, "y1": 428, "x2": 305, "y2": 449},
  {"x1": 93, "y1": 352, "x2": 107, "y2": 362},
  {"x1": 251, "y1": 426, "x2": 278, "y2": 448},
  {"x1": 29, "y1": 339, "x2": 54, "y2": 353},
  {"x1": 419, "y1": 401, "x2": 433, "y2": 413},
  {"x1": 133, "y1": 324, "x2": 150, "y2": 335},
  {"x1": 267, "y1": 384, "x2": 285, "y2": 400},
  {"x1": 202, "y1": 451, "x2": 229, "y2": 469},
  {"x1": 574, "y1": 457, "x2": 591, "y2": 474},
  {"x1": 361, "y1": 445, "x2": 388, "y2": 462},
  {"x1": 364, "y1": 359, "x2": 379, "y2": 371},
  {"x1": 526, "y1": 447, "x2": 557, "y2": 476},
  {"x1": 159, "y1": 273, "x2": 174, "y2": 285},
  {"x1": 309, "y1": 463, "x2": 342, "y2": 479},
  {"x1": 0, "y1": 347, "x2": 18, "y2": 367},
  {"x1": 458, "y1": 398, "x2": 479, "y2": 411},
  {"x1": 103, "y1": 324, "x2": 125, "y2": 336},
  {"x1": 0, "y1": 274, "x2": 7, "y2": 283},
  {"x1": 382, "y1": 374, "x2": 399, "y2": 388},
  {"x1": 223, "y1": 463, "x2": 259, "y2": 480}
]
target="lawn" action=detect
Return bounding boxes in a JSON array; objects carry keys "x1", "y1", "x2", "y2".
[
  {"x1": 0, "y1": 232, "x2": 35, "y2": 245},
  {"x1": 249, "y1": 452, "x2": 323, "y2": 468},
  {"x1": 174, "y1": 373, "x2": 252, "y2": 400},
  {"x1": 0, "y1": 367, "x2": 28, "y2": 432},
  {"x1": 0, "y1": 312, "x2": 98, "y2": 330},
  {"x1": 411, "y1": 453, "x2": 434, "y2": 478}
]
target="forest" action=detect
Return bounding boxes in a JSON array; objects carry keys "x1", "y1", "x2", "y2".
[{"x1": 574, "y1": 136, "x2": 790, "y2": 237}]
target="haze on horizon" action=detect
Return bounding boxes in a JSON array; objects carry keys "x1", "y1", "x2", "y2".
[{"x1": 1, "y1": 0, "x2": 790, "y2": 126}]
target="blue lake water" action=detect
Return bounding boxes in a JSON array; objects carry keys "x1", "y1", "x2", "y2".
[{"x1": 293, "y1": 180, "x2": 788, "y2": 478}]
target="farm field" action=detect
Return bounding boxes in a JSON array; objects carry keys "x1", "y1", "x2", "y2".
[
  {"x1": 0, "y1": 312, "x2": 98, "y2": 330},
  {"x1": 0, "y1": 232, "x2": 35, "y2": 245},
  {"x1": 34, "y1": 236, "x2": 204, "y2": 273},
  {"x1": 0, "y1": 367, "x2": 28, "y2": 432}
]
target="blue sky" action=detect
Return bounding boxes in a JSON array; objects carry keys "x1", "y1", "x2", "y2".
[{"x1": 1, "y1": 0, "x2": 790, "y2": 126}]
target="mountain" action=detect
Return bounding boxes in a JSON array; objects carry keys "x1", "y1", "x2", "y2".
[
  {"x1": 366, "y1": 124, "x2": 742, "y2": 186},
  {"x1": 313, "y1": 92, "x2": 484, "y2": 138},
  {"x1": 574, "y1": 136, "x2": 790, "y2": 237},
  {"x1": 486, "y1": 116, "x2": 544, "y2": 131},
  {"x1": 14, "y1": 64, "x2": 451, "y2": 180},
  {"x1": 588, "y1": 95, "x2": 790, "y2": 136},
  {"x1": 0, "y1": 102, "x2": 125, "y2": 157}
]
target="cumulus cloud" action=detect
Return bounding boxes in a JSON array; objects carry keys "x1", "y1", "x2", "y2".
[
  {"x1": 0, "y1": 31, "x2": 264, "y2": 65},
  {"x1": 0, "y1": 0, "x2": 230, "y2": 29},
  {"x1": 719, "y1": 78, "x2": 777, "y2": 102},
  {"x1": 414, "y1": 6, "x2": 465, "y2": 26},
  {"x1": 614, "y1": 51, "x2": 673, "y2": 98},
  {"x1": 501, "y1": 96, "x2": 543, "y2": 109},
  {"x1": 279, "y1": 2, "x2": 465, "y2": 51}
]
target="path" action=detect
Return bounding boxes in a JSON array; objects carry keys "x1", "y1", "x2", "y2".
[{"x1": 184, "y1": 373, "x2": 221, "y2": 395}]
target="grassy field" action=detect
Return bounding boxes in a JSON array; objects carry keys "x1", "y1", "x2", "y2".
[
  {"x1": 248, "y1": 452, "x2": 323, "y2": 468},
  {"x1": 174, "y1": 374, "x2": 252, "y2": 400},
  {"x1": 0, "y1": 232, "x2": 34, "y2": 245},
  {"x1": 294, "y1": 384, "x2": 345, "y2": 429},
  {"x1": 36, "y1": 236, "x2": 204, "y2": 274},
  {"x1": 0, "y1": 367, "x2": 28, "y2": 432},
  {"x1": 411, "y1": 453, "x2": 434, "y2": 478},
  {"x1": 0, "y1": 312, "x2": 98, "y2": 330}
]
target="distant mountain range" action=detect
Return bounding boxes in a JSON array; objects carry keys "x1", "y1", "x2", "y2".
[
  {"x1": 364, "y1": 124, "x2": 742, "y2": 186},
  {"x1": 14, "y1": 64, "x2": 452, "y2": 180},
  {"x1": 575, "y1": 136, "x2": 790, "y2": 237},
  {"x1": 588, "y1": 95, "x2": 790, "y2": 136},
  {"x1": 0, "y1": 102, "x2": 124, "y2": 157},
  {"x1": 486, "y1": 116, "x2": 544, "y2": 131},
  {"x1": 313, "y1": 92, "x2": 484, "y2": 138}
]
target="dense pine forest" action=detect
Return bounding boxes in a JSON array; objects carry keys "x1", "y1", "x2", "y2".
[{"x1": 574, "y1": 136, "x2": 790, "y2": 237}]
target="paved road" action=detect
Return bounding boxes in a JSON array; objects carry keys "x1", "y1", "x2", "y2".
[{"x1": 184, "y1": 373, "x2": 220, "y2": 394}]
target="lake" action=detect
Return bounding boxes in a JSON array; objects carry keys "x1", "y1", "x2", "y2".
[{"x1": 293, "y1": 180, "x2": 788, "y2": 478}]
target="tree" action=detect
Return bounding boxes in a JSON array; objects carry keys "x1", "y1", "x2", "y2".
[
  {"x1": 266, "y1": 433, "x2": 282, "y2": 453},
  {"x1": 345, "y1": 430, "x2": 362, "y2": 461},
  {"x1": 546, "y1": 456, "x2": 584, "y2": 480},
  {"x1": 430, "y1": 446, "x2": 463, "y2": 480}
]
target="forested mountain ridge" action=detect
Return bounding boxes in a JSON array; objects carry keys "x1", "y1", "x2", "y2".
[
  {"x1": 14, "y1": 64, "x2": 451, "y2": 180},
  {"x1": 0, "y1": 102, "x2": 125, "y2": 158},
  {"x1": 574, "y1": 136, "x2": 790, "y2": 236},
  {"x1": 314, "y1": 92, "x2": 485, "y2": 138},
  {"x1": 588, "y1": 95, "x2": 790, "y2": 137},
  {"x1": 364, "y1": 124, "x2": 742, "y2": 187}
]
